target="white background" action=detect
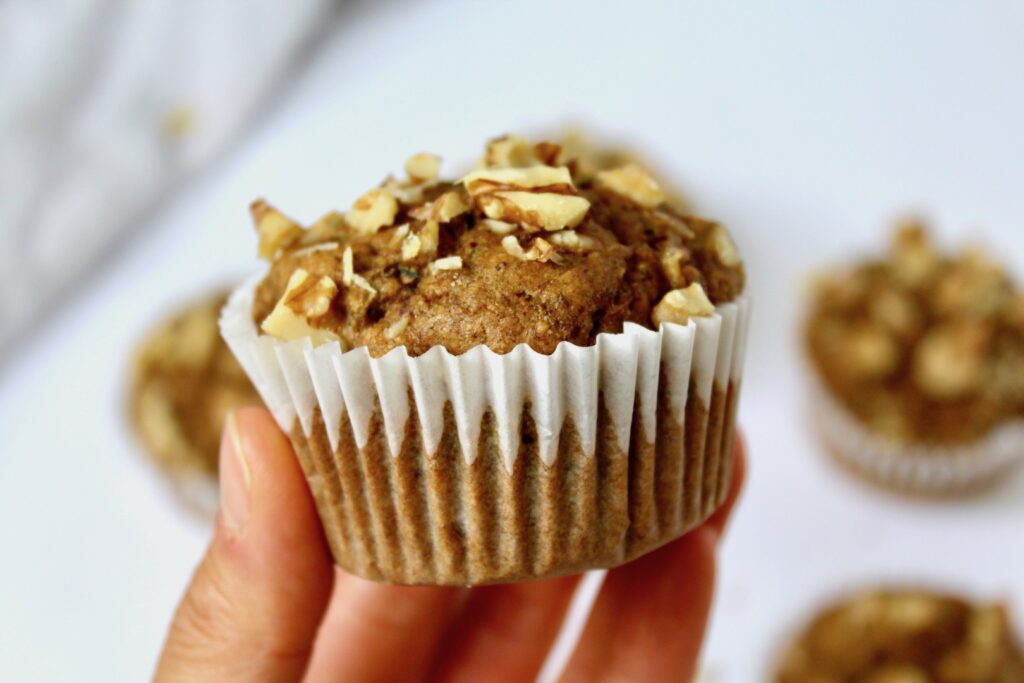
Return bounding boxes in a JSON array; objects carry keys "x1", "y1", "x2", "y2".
[{"x1": 2, "y1": 2, "x2": 1024, "y2": 680}]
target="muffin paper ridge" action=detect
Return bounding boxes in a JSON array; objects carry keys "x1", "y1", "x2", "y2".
[
  {"x1": 221, "y1": 274, "x2": 751, "y2": 473},
  {"x1": 809, "y1": 376, "x2": 1024, "y2": 494}
]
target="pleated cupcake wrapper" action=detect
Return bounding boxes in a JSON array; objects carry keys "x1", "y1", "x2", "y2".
[
  {"x1": 221, "y1": 275, "x2": 751, "y2": 584},
  {"x1": 810, "y1": 376, "x2": 1024, "y2": 495}
]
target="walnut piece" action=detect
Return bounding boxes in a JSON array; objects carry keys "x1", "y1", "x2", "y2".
[
  {"x1": 660, "y1": 246, "x2": 691, "y2": 289},
  {"x1": 404, "y1": 152, "x2": 441, "y2": 182},
  {"x1": 707, "y1": 223, "x2": 741, "y2": 267},
  {"x1": 548, "y1": 229, "x2": 595, "y2": 251},
  {"x1": 346, "y1": 188, "x2": 398, "y2": 235},
  {"x1": 651, "y1": 283, "x2": 715, "y2": 326},
  {"x1": 596, "y1": 163, "x2": 665, "y2": 208},
  {"x1": 479, "y1": 191, "x2": 590, "y2": 231},
  {"x1": 913, "y1": 324, "x2": 987, "y2": 399},
  {"x1": 261, "y1": 269, "x2": 339, "y2": 345},
  {"x1": 462, "y1": 165, "x2": 574, "y2": 195},
  {"x1": 482, "y1": 218, "x2": 517, "y2": 235},
  {"x1": 501, "y1": 235, "x2": 558, "y2": 263},
  {"x1": 252, "y1": 200, "x2": 302, "y2": 260},
  {"x1": 483, "y1": 134, "x2": 540, "y2": 168},
  {"x1": 401, "y1": 233, "x2": 421, "y2": 260},
  {"x1": 428, "y1": 255, "x2": 463, "y2": 273}
]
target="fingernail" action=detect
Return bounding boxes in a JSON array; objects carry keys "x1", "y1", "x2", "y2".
[{"x1": 220, "y1": 412, "x2": 252, "y2": 536}]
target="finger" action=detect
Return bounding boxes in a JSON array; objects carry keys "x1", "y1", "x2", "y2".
[
  {"x1": 559, "y1": 440, "x2": 747, "y2": 683},
  {"x1": 427, "y1": 575, "x2": 581, "y2": 683},
  {"x1": 304, "y1": 570, "x2": 466, "y2": 683},
  {"x1": 155, "y1": 408, "x2": 334, "y2": 683}
]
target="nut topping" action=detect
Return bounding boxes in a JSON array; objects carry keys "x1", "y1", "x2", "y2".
[
  {"x1": 596, "y1": 163, "x2": 665, "y2": 208},
  {"x1": 462, "y1": 165, "x2": 574, "y2": 195},
  {"x1": 261, "y1": 269, "x2": 339, "y2": 345},
  {"x1": 252, "y1": 200, "x2": 302, "y2": 260},
  {"x1": 479, "y1": 191, "x2": 590, "y2": 231},
  {"x1": 652, "y1": 283, "x2": 715, "y2": 326},
  {"x1": 707, "y1": 223, "x2": 741, "y2": 267},
  {"x1": 346, "y1": 188, "x2": 399, "y2": 235},
  {"x1": 483, "y1": 134, "x2": 540, "y2": 168},
  {"x1": 404, "y1": 152, "x2": 441, "y2": 182},
  {"x1": 428, "y1": 256, "x2": 463, "y2": 273}
]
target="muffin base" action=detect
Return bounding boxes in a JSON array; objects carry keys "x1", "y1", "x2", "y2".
[{"x1": 289, "y1": 381, "x2": 739, "y2": 586}]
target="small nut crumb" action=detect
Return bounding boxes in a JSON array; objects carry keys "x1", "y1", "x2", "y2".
[
  {"x1": 419, "y1": 220, "x2": 440, "y2": 253},
  {"x1": 350, "y1": 273, "x2": 377, "y2": 297},
  {"x1": 252, "y1": 200, "x2": 303, "y2": 260},
  {"x1": 890, "y1": 221, "x2": 938, "y2": 286},
  {"x1": 480, "y1": 191, "x2": 590, "y2": 231},
  {"x1": 401, "y1": 233, "x2": 421, "y2": 260},
  {"x1": 383, "y1": 315, "x2": 409, "y2": 340},
  {"x1": 501, "y1": 235, "x2": 558, "y2": 263},
  {"x1": 389, "y1": 223, "x2": 410, "y2": 247},
  {"x1": 404, "y1": 152, "x2": 441, "y2": 182},
  {"x1": 346, "y1": 188, "x2": 399, "y2": 235},
  {"x1": 707, "y1": 223, "x2": 741, "y2": 267},
  {"x1": 484, "y1": 134, "x2": 539, "y2": 168},
  {"x1": 482, "y1": 219, "x2": 517, "y2": 235},
  {"x1": 428, "y1": 255, "x2": 463, "y2": 273},
  {"x1": 261, "y1": 269, "x2": 339, "y2": 345},
  {"x1": 652, "y1": 283, "x2": 715, "y2": 326},
  {"x1": 660, "y1": 246, "x2": 691, "y2": 288},
  {"x1": 462, "y1": 165, "x2": 574, "y2": 195},
  {"x1": 291, "y1": 241, "x2": 340, "y2": 258},
  {"x1": 342, "y1": 246, "x2": 354, "y2": 286},
  {"x1": 596, "y1": 163, "x2": 665, "y2": 208},
  {"x1": 383, "y1": 176, "x2": 427, "y2": 204},
  {"x1": 548, "y1": 229, "x2": 595, "y2": 250}
]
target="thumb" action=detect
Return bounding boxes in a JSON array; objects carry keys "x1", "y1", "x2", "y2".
[{"x1": 155, "y1": 408, "x2": 334, "y2": 682}]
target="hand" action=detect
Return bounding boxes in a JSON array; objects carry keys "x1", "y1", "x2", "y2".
[{"x1": 155, "y1": 408, "x2": 746, "y2": 683}]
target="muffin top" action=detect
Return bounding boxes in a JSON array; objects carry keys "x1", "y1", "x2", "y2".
[
  {"x1": 807, "y1": 223, "x2": 1024, "y2": 445},
  {"x1": 775, "y1": 588, "x2": 1024, "y2": 683},
  {"x1": 131, "y1": 291, "x2": 261, "y2": 476},
  {"x1": 251, "y1": 135, "x2": 745, "y2": 357}
]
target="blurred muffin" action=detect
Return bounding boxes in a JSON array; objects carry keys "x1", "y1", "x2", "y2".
[
  {"x1": 222, "y1": 134, "x2": 751, "y2": 585},
  {"x1": 775, "y1": 588, "x2": 1024, "y2": 682},
  {"x1": 806, "y1": 223, "x2": 1024, "y2": 494},
  {"x1": 129, "y1": 290, "x2": 262, "y2": 517}
]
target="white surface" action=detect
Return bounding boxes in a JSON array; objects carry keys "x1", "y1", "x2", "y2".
[
  {"x1": 2, "y1": 1, "x2": 1024, "y2": 680},
  {"x1": 0, "y1": 0, "x2": 334, "y2": 354}
]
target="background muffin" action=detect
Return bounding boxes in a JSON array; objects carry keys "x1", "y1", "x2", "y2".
[
  {"x1": 775, "y1": 587, "x2": 1024, "y2": 682},
  {"x1": 805, "y1": 223, "x2": 1024, "y2": 494},
  {"x1": 129, "y1": 290, "x2": 262, "y2": 517},
  {"x1": 223, "y1": 134, "x2": 750, "y2": 585}
]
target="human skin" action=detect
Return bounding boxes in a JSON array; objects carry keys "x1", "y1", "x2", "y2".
[{"x1": 154, "y1": 407, "x2": 746, "y2": 683}]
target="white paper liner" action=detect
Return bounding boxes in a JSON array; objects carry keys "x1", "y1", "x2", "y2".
[
  {"x1": 221, "y1": 274, "x2": 751, "y2": 473},
  {"x1": 809, "y1": 375, "x2": 1024, "y2": 494}
]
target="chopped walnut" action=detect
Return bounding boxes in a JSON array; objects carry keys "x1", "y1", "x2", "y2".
[
  {"x1": 252, "y1": 200, "x2": 302, "y2": 260},
  {"x1": 548, "y1": 230, "x2": 595, "y2": 250},
  {"x1": 341, "y1": 245, "x2": 377, "y2": 296},
  {"x1": 482, "y1": 219, "x2": 517, "y2": 235},
  {"x1": 346, "y1": 188, "x2": 399, "y2": 235},
  {"x1": 890, "y1": 221, "x2": 938, "y2": 286},
  {"x1": 483, "y1": 134, "x2": 540, "y2": 168},
  {"x1": 501, "y1": 235, "x2": 558, "y2": 263},
  {"x1": 479, "y1": 191, "x2": 590, "y2": 232},
  {"x1": 844, "y1": 325, "x2": 900, "y2": 380},
  {"x1": 913, "y1": 323, "x2": 988, "y2": 399},
  {"x1": 401, "y1": 233, "x2": 421, "y2": 260},
  {"x1": 428, "y1": 256, "x2": 463, "y2": 273},
  {"x1": 651, "y1": 283, "x2": 715, "y2": 326},
  {"x1": 261, "y1": 269, "x2": 339, "y2": 345},
  {"x1": 596, "y1": 163, "x2": 665, "y2": 208},
  {"x1": 660, "y1": 246, "x2": 691, "y2": 289},
  {"x1": 707, "y1": 223, "x2": 741, "y2": 267},
  {"x1": 383, "y1": 315, "x2": 409, "y2": 340},
  {"x1": 418, "y1": 220, "x2": 440, "y2": 254},
  {"x1": 462, "y1": 165, "x2": 575, "y2": 195},
  {"x1": 304, "y1": 210, "x2": 346, "y2": 244},
  {"x1": 404, "y1": 152, "x2": 441, "y2": 183}
]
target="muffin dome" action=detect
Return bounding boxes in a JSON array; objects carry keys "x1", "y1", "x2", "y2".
[{"x1": 252, "y1": 135, "x2": 744, "y2": 357}]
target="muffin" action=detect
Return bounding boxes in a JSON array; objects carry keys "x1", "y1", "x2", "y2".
[
  {"x1": 129, "y1": 290, "x2": 262, "y2": 517},
  {"x1": 806, "y1": 223, "x2": 1024, "y2": 494},
  {"x1": 775, "y1": 588, "x2": 1024, "y2": 682},
  {"x1": 221, "y1": 134, "x2": 750, "y2": 585}
]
